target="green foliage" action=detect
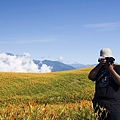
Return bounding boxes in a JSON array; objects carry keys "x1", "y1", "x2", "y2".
[
  {"x1": 0, "y1": 67, "x2": 101, "y2": 119},
  {"x1": 0, "y1": 67, "x2": 94, "y2": 105},
  {"x1": 0, "y1": 101, "x2": 95, "y2": 120}
]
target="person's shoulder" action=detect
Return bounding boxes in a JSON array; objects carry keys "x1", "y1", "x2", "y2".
[
  {"x1": 114, "y1": 64, "x2": 120, "y2": 68},
  {"x1": 114, "y1": 64, "x2": 120, "y2": 73}
]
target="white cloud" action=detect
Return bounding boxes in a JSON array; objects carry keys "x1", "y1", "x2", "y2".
[
  {"x1": 57, "y1": 56, "x2": 64, "y2": 62},
  {"x1": 0, "y1": 53, "x2": 52, "y2": 73},
  {"x1": 39, "y1": 64, "x2": 52, "y2": 73},
  {"x1": 84, "y1": 22, "x2": 120, "y2": 31},
  {"x1": 0, "y1": 37, "x2": 58, "y2": 44}
]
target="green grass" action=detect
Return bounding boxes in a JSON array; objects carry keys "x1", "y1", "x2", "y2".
[
  {"x1": 0, "y1": 67, "x2": 95, "y2": 105},
  {"x1": 0, "y1": 67, "x2": 100, "y2": 120}
]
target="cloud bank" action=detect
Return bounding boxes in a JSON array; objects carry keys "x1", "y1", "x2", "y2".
[{"x1": 0, "y1": 53, "x2": 52, "y2": 73}]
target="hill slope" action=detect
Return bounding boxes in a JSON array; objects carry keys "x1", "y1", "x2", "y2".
[
  {"x1": 33, "y1": 59, "x2": 75, "y2": 72},
  {"x1": 0, "y1": 67, "x2": 95, "y2": 105}
]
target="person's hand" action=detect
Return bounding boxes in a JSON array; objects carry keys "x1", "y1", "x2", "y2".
[
  {"x1": 106, "y1": 63, "x2": 114, "y2": 71},
  {"x1": 99, "y1": 58, "x2": 106, "y2": 66}
]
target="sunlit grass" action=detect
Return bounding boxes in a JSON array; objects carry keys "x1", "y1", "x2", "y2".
[
  {"x1": 0, "y1": 100, "x2": 95, "y2": 120},
  {"x1": 0, "y1": 67, "x2": 97, "y2": 119}
]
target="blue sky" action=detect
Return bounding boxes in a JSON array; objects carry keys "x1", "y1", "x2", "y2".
[{"x1": 0, "y1": 0, "x2": 120, "y2": 65}]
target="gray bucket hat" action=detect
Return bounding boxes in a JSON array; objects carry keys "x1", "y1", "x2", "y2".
[{"x1": 98, "y1": 48, "x2": 114, "y2": 60}]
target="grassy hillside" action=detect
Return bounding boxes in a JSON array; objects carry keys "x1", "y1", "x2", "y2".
[{"x1": 0, "y1": 67, "x2": 95, "y2": 105}]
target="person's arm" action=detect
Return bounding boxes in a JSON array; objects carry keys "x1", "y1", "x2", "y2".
[
  {"x1": 88, "y1": 63, "x2": 102, "y2": 81},
  {"x1": 107, "y1": 65, "x2": 120, "y2": 86},
  {"x1": 88, "y1": 59, "x2": 106, "y2": 81}
]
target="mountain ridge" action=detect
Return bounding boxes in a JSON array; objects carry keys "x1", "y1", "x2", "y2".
[
  {"x1": 0, "y1": 53, "x2": 94, "y2": 72},
  {"x1": 33, "y1": 59, "x2": 75, "y2": 72}
]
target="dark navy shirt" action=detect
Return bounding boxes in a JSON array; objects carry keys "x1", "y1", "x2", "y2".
[{"x1": 93, "y1": 65, "x2": 120, "y2": 112}]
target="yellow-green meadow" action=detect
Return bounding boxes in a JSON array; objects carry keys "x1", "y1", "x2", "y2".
[{"x1": 0, "y1": 67, "x2": 97, "y2": 119}]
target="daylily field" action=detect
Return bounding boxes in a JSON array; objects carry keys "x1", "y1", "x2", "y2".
[{"x1": 0, "y1": 67, "x2": 97, "y2": 120}]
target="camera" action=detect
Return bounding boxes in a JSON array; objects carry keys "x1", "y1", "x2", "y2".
[{"x1": 105, "y1": 57, "x2": 115, "y2": 65}]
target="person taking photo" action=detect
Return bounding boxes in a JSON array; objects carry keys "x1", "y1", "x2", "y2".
[{"x1": 88, "y1": 48, "x2": 120, "y2": 120}]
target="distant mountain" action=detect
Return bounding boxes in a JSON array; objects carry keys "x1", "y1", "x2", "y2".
[
  {"x1": 6, "y1": 53, "x2": 14, "y2": 56},
  {"x1": 70, "y1": 63, "x2": 96, "y2": 69},
  {"x1": 33, "y1": 60, "x2": 75, "y2": 72},
  {"x1": 70, "y1": 63, "x2": 89, "y2": 69},
  {"x1": 4, "y1": 53, "x2": 94, "y2": 72}
]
